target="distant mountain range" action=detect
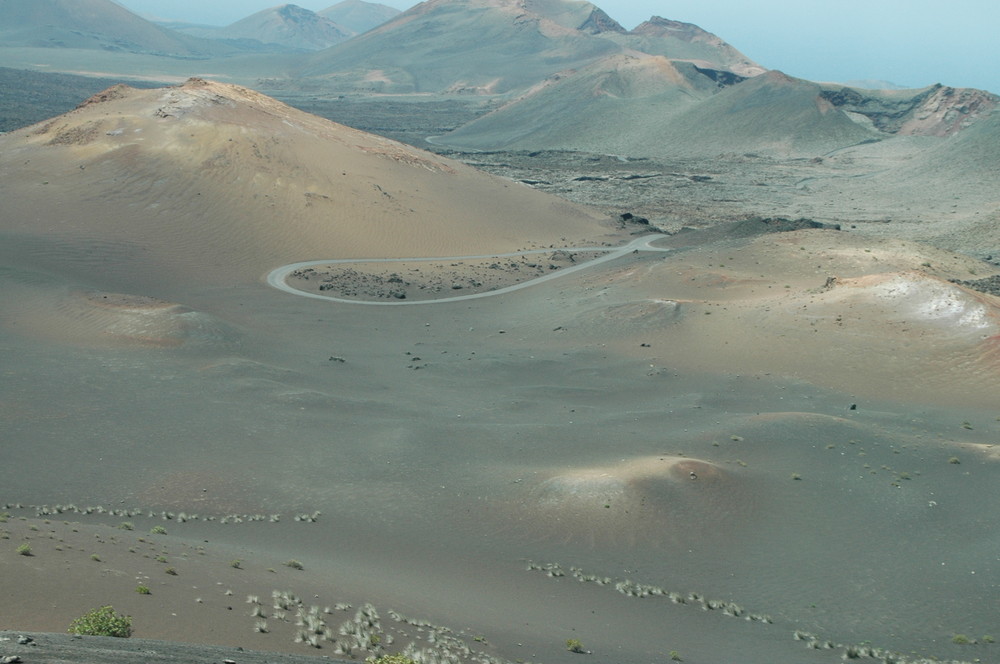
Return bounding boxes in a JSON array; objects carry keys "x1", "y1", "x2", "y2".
[
  {"x1": 0, "y1": 0, "x2": 401, "y2": 55},
  {"x1": 165, "y1": 2, "x2": 402, "y2": 52},
  {"x1": 0, "y1": 0, "x2": 242, "y2": 56},
  {"x1": 2, "y1": 0, "x2": 996, "y2": 160},
  {"x1": 298, "y1": 0, "x2": 765, "y2": 94}
]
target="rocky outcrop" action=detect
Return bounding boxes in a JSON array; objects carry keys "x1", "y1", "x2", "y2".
[
  {"x1": 821, "y1": 84, "x2": 999, "y2": 136},
  {"x1": 578, "y1": 8, "x2": 626, "y2": 35}
]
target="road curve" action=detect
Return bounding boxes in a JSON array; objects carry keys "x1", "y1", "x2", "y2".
[{"x1": 266, "y1": 234, "x2": 670, "y2": 306}]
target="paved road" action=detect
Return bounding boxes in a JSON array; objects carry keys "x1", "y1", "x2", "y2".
[{"x1": 266, "y1": 234, "x2": 670, "y2": 306}]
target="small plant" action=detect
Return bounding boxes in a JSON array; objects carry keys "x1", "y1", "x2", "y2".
[
  {"x1": 135, "y1": 584, "x2": 151, "y2": 595},
  {"x1": 69, "y1": 605, "x2": 132, "y2": 638},
  {"x1": 285, "y1": 559, "x2": 304, "y2": 570},
  {"x1": 156, "y1": 555, "x2": 167, "y2": 563},
  {"x1": 952, "y1": 634, "x2": 972, "y2": 644},
  {"x1": 231, "y1": 559, "x2": 242, "y2": 569},
  {"x1": 791, "y1": 473, "x2": 802, "y2": 480},
  {"x1": 16, "y1": 542, "x2": 32, "y2": 556},
  {"x1": 949, "y1": 457, "x2": 961, "y2": 464},
  {"x1": 366, "y1": 656, "x2": 417, "y2": 664},
  {"x1": 670, "y1": 651, "x2": 683, "y2": 661},
  {"x1": 90, "y1": 554, "x2": 101, "y2": 562},
  {"x1": 165, "y1": 567, "x2": 178, "y2": 575},
  {"x1": 983, "y1": 635, "x2": 995, "y2": 644},
  {"x1": 150, "y1": 526, "x2": 167, "y2": 535},
  {"x1": 566, "y1": 638, "x2": 586, "y2": 653},
  {"x1": 0, "y1": 512, "x2": 8, "y2": 523},
  {"x1": 118, "y1": 522, "x2": 134, "y2": 531}
]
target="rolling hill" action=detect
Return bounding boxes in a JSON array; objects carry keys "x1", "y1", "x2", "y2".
[
  {"x1": 319, "y1": 0, "x2": 402, "y2": 34},
  {"x1": 0, "y1": 78, "x2": 614, "y2": 292},
  {"x1": 0, "y1": 0, "x2": 240, "y2": 56},
  {"x1": 184, "y1": 4, "x2": 354, "y2": 52}
]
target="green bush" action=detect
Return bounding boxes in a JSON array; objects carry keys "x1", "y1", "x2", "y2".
[
  {"x1": 284, "y1": 559, "x2": 304, "y2": 570},
  {"x1": 566, "y1": 638, "x2": 585, "y2": 653},
  {"x1": 135, "y1": 584, "x2": 151, "y2": 595},
  {"x1": 16, "y1": 542, "x2": 32, "y2": 556},
  {"x1": 68, "y1": 605, "x2": 133, "y2": 638},
  {"x1": 150, "y1": 526, "x2": 167, "y2": 535},
  {"x1": 366, "y1": 656, "x2": 417, "y2": 664}
]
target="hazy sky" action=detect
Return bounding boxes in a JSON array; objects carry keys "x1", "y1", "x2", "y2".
[{"x1": 116, "y1": 0, "x2": 1000, "y2": 92}]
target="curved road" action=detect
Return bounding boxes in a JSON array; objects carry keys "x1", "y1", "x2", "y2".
[{"x1": 266, "y1": 233, "x2": 670, "y2": 306}]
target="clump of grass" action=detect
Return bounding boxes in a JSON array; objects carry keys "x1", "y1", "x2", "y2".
[
  {"x1": 150, "y1": 526, "x2": 167, "y2": 535},
  {"x1": 68, "y1": 606, "x2": 132, "y2": 638},
  {"x1": 16, "y1": 542, "x2": 32, "y2": 556},
  {"x1": 135, "y1": 585, "x2": 151, "y2": 595},
  {"x1": 566, "y1": 638, "x2": 586, "y2": 653},
  {"x1": 165, "y1": 567, "x2": 178, "y2": 576},
  {"x1": 90, "y1": 554, "x2": 101, "y2": 562},
  {"x1": 951, "y1": 634, "x2": 973, "y2": 644},
  {"x1": 285, "y1": 559, "x2": 304, "y2": 570},
  {"x1": 670, "y1": 651, "x2": 683, "y2": 661},
  {"x1": 118, "y1": 522, "x2": 134, "y2": 531},
  {"x1": 231, "y1": 559, "x2": 242, "y2": 569},
  {"x1": 948, "y1": 456, "x2": 961, "y2": 464}
]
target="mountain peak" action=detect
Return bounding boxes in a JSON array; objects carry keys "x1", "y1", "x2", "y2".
[
  {"x1": 318, "y1": 0, "x2": 401, "y2": 34},
  {"x1": 223, "y1": 3, "x2": 352, "y2": 50},
  {"x1": 578, "y1": 8, "x2": 626, "y2": 34}
]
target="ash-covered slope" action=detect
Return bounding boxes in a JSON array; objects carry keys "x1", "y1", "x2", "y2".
[
  {"x1": 441, "y1": 67, "x2": 878, "y2": 157},
  {"x1": 435, "y1": 52, "x2": 721, "y2": 151},
  {"x1": 0, "y1": 78, "x2": 613, "y2": 292}
]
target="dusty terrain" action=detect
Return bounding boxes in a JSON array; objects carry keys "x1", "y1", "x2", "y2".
[{"x1": 2, "y1": 77, "x2": 1000, "y2": 664}]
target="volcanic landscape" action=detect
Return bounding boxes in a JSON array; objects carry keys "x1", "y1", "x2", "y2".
[{"x1": 1, "y1": 2, "x2": 999, "y2": 664}]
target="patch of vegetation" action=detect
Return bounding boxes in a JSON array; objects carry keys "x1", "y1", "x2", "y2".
[
  {"x1": 566, "y1": 638, "x2": 586, "y2": 653},
  {"x1": 951, "y1": 634, "x2": 973, "y2": 644},
  {"x1": 16, "y1": 542, "x2": 32, "y2": 556},
  {"x1": 230, "y1": 559, "x2": 242, "y2": 569},
  {"x1": 135, "y1": 584, "x2": 151, "y2": 595},
  {"x1": 284, "y1": 559, "x2": 304, "y2": 570},
  {"x1": 150, "y1": 526, "x2": 167, "y2": 535},
  {"x1": 365, "y1": 656, "x2": 418, "y2": 664},
  {"x1": 118, "y1": 522, "x2": 134, "y2": 531},
  {"x1": 69, "y1": 605, "x2": 133, "y2": 638}
]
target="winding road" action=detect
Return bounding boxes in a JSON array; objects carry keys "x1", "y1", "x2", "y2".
[{"x1": 266, "y1": 233, "x2": 671, "y2": 305}]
